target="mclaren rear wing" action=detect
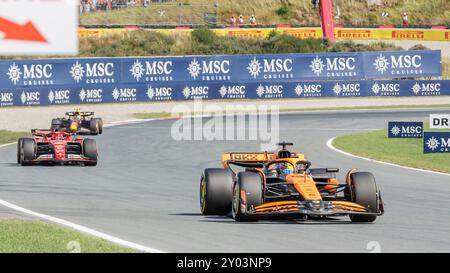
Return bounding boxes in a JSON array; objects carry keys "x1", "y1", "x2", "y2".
[
  {"x1": 222, "y1": 152, "x2": 275, "y2": 168},
  {"x1": 221, "y1": 152, "x2": 305, "y2": 168}
]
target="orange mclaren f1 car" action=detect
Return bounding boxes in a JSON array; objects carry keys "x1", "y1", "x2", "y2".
[{"x1": 200, "y1": 142, "x2": 384, "y2": 222}]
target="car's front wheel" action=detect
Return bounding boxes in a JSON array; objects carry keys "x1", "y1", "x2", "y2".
[
  {"x1": 17, "y1": 138, "x2": 24, "y2": 164},
  {"x1": 21, "y1": 138, "x2": 36, "y2": 166},
  {"x1": 349, "y1": 172, "x2": 379, "y2": 223},
  {"x1": 83, "y1": 139, "x2": 98, "y2": 166},
  {"x1": 232, "y1": 171, "x2": 264, "y2": 222}
]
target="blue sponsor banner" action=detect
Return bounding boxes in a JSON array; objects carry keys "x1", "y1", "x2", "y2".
[
  {"x1": 0, "y1": 50, "x2": 441, "y2": 89},
  {"x1": 424, "y1": 132, "x2": 450, "y2": 154},
  {"x1": 388, "y1": 122, "x2": 423, "y2": 138},
  {"x1": 362, "y1": 50, "x2": 442, "y2": 79},
  {"x1": 1, "y1": 80, "x2": 450, "y2": 107}
]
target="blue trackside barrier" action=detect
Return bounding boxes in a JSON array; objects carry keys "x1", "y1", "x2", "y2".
[
  {"x1": 1, "y1": 80, "x2": 449, "y2": 107},
  {"x1": 0, "y1": 50, "x2": 441, "y2": 89},
  {"x1": 0, "y1": 50, "x2": 445, "y2": 107}
]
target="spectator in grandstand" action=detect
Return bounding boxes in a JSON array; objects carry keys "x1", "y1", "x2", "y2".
[
  {"x1": 250, "y1": 15, "x2": 256, "y2": 25},
  {"x1": 230, "y1": 15, "x2": 236, "y2": 26},
  {"x1": 238, "y1": 14, "x2": 244, "y2": 24},
  {"x1": 312, "y1": 0, "x2": 320, "y2": 9},
  {"x1": 402, "y1": 12, "x2": 409, "y2": 26}
]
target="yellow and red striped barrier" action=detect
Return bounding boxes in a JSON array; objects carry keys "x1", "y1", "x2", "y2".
[{"x1": 78, "y1": 27, "x2": 450, "y2": 42}]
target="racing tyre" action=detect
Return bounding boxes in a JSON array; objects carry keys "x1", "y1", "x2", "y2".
[
  {"x1": 89, "y1": 119, "x2": 100, "y2": 135},
  {"x1": 21, "y1": 138, "x2": 36, "y2": 166},
  {"x1": 97, "y1": 118, "x2": 104, "y2": 134},
  {"x1": 200, "y1": 168, "x2": 234, "y2": 215},
  {"x1": 50, "y1": 118, "x2": 62, "y2": 132},
  {"x1": 232, "y1": 171, "x2": 264, "y2": 222},
  {"x1": 17, "y1": 138, "x2": 24, "y2": 164},
  {"x1": 349, "y1": 172, "x2": 379, "y2": 223},
  {"x1": 83, "y1": 139, "x2": 98, "y2": 166}
]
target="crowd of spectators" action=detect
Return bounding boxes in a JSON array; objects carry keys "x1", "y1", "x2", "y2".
[
  {"x1": 79, "y1": 0, "x2": 159, "y2": 13},
  {"x1": 229, "y1": 14, "x2": 257, "y2": 26}
]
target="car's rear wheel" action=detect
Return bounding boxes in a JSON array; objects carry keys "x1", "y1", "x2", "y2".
[
  {"x1": 21, "y1": 138, "x2": 36, "y2": 166},
  {"x1": 83, "y1": 139, "x2": 97, "y2": 166},
  {"x1": 232, "y1": 171, "x2": 264, "y2": 222},
  {"x1": 200, "y1": 168, "x2": 234, "y2": 215},
  {"x1": 89, "y1": 119, "x2": 101, "y2": 135},
  {"x1": 349, "y1": 172, "x2": 379, "y2": 223}
]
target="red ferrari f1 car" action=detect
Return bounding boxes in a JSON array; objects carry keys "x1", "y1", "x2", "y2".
[
  {"x1": 17, "y1": 129, "x2": 98, "y2": 166},
  {"x1": 200, "y1": 142, "x2": 384, "y2": 222}
]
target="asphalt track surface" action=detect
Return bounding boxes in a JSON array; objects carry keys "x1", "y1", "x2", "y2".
[{"x1": 1, "y1": 108, "x2": 450, "y2": 252}]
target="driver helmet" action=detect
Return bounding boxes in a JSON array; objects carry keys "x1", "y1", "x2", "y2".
[
  {"x1": 73, "y1": 108, "x2": 81, "y2": 119},
  {"x1": 269, "y1": 162, "x2": 294, "y2": 175}
]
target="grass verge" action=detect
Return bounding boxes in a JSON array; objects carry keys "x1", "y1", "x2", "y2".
[
  {"x1": 132, "y1": 104, "x2": 450, "y2": 119},
  {"x1": 0, "y1": 130, "x2": 29, "y2": 145},
  {"x1": 79, "y1": 0, "x2": 450, "y2": 26},
  {"x1": 0, "y1": 219, "x2": 137, "y2": 253},
  {"x1": 333, "y1": 125, "x2": 450, "y2": 174}
]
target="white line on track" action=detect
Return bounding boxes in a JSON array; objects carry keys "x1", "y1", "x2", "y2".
[
  {"x1": 0, "y1": 199, "x2": 165, "y2": 253},
  {"x1": 326, "y1": 137, "x2": 450, "y2": 177}
]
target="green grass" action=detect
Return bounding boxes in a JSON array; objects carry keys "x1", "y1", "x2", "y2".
[
  {"x1": 333, "y1": 124, "x2": 450, "y2": 174},
  {"x1": 132, "y1": 104, "x2": 450, "y2": 119},
  {"x1": 0, "y1": 130, "x2": 29, "y2": 145},
  {"x1": 133, "y1": 112, "x2": 173, "y2": 119},
  {"x1": 80, "y1": 0, "x2": 450, "y2": 26},
  {"x1": 0, "y1": 219, "x2": 137, "y2": 253}
]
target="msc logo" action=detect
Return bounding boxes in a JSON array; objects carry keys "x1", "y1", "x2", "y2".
[
  {"x1": 247, "y1": 57, "x2": 293, "y2": 79},
  {"x1": 183, "y1": 86, "x2": 209, "y2": 99},
  {"x1": 70, "y1": 61, "x2": 115, "y2": 84},
  {"x1": 20, "y1": 91, "x2": 40, "y2": 105},
  {"x1": 219, "y1": 85, "x2": 246, "y2": 99},
  {"x1": 187, "y1": 58, "x2": 230, "y2": 81},
  {"x1": 79, "y1": 88, "x2": 103, "y2": 103},
  {"x1": 309, "y1": 56, "x2": 356, "y2": 77},
  {"x1": 388, "y1": 122, "x2": 423, "y2": 138},
  {"x1": 7, "y1": 63, "x2": 53, "y2": 86},
  {"x1": 294, "y1": 84, "x2": 322, "y2": 97},
  {"x1": 373, "y1": 54, "x2": 422, "y2": 75},
  {"x1": 371, "y1": 82, "x2": 400, "y2": 96},
  {"x1": 424, "y1": 132, "x2": 450, "y2": 153},
  {"x1": 130, "y1": 60, "x2": 173, "y2": 82},
  {"x1": 112, "y1": 88, "x2": 137, "y2": 102},
  {"x1": 411, "y1": 82, "x2": 441, "y2": 96},
  {"x1": 147, "y1": 86, "x2": 173, "y2": 101},
  {"x1": 48, "y1": 89, "x2": 70, "y2": 104},
  {"x1": 332, "y1": 83, "x2": 360, "y2": 97},
  {"x1": 256, "y1": 84, "x2": 283, "y2": 98},
  {"x1": 0, "y1": 92, "x2": 14, "y2": 106}
]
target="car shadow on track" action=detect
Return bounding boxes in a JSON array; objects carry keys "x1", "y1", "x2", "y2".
[{"x1": 170, "y1": 213, "x2": 361, "y2": 225}]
